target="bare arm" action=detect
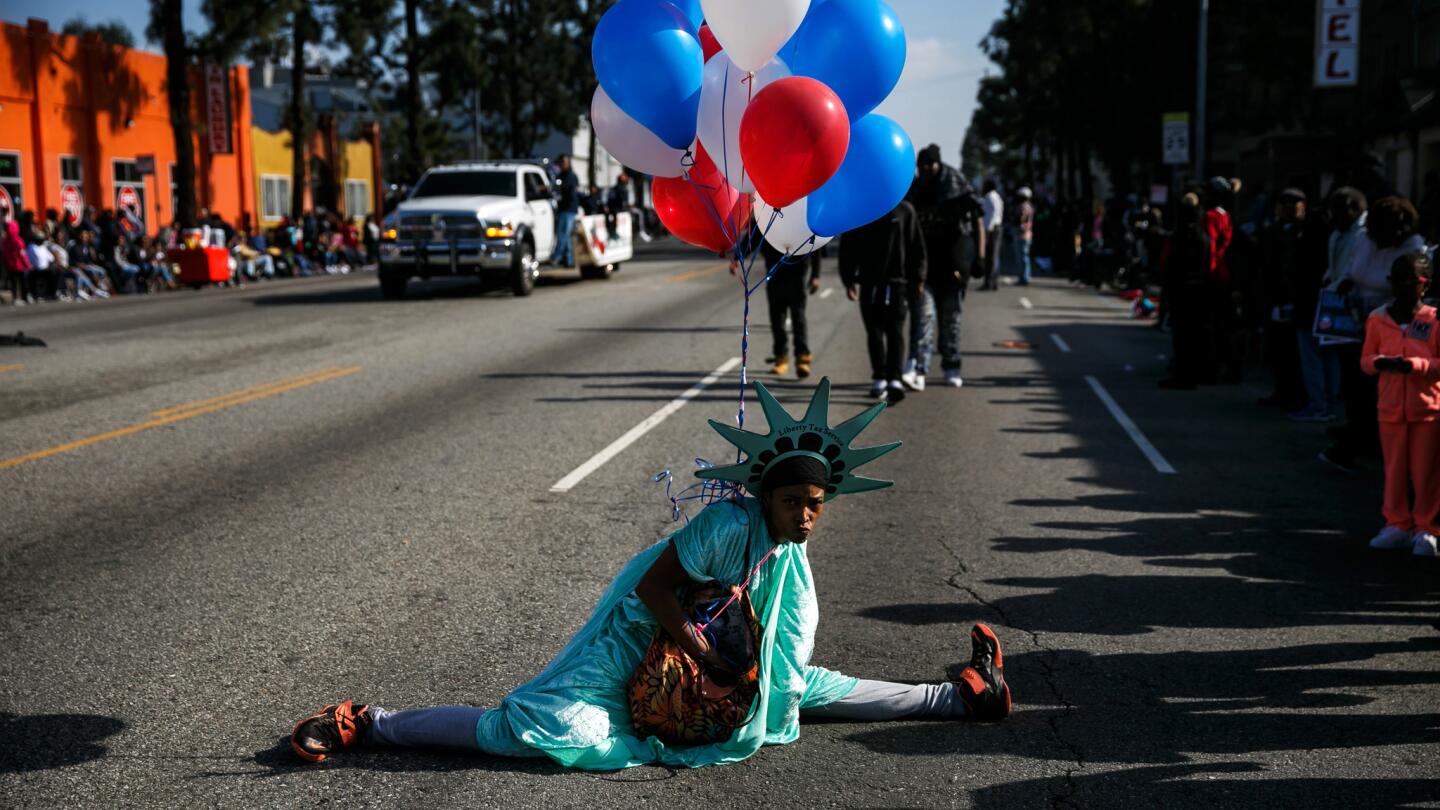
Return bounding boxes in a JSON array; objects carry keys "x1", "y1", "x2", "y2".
[{"x1": 635, "y1": 542, "x2": 720, "y2": 666}]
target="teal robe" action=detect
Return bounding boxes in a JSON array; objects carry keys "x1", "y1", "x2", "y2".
[{"x1": 474, "y1": 498, "x2": 858, "y2": 769}]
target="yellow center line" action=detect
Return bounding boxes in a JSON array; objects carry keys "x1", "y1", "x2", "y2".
[
  {"x1": 150, "y1": 368, "x2": 348, "y2": 418},
  {"x1": 667, "y1": 263, "x2": 731, "y2": 283},
  {"x1": 0, "y1": 364, "x2": 23, "y2": 374},
  {"x1": 0, "y1": 367, "x2": 362, "y2": 472}
]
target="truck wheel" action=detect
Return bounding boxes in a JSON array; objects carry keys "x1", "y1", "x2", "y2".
[
  {"x1": 379, "y1": 271, "x2": 408, "y2": 300},
  {"x1": 511, "y1": 241, "x2": 538, "y2": 297},
  {"x1": 580, "y1": 262, "x2": 614, "y2": 281}
]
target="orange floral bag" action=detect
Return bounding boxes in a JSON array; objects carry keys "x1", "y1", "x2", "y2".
[{"x1": 627, "y1": 582, "x2": 763, "y2": 745}]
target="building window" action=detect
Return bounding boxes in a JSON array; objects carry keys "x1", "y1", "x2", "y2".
[
  {"x1": 344, "y1": 179, "x2": 370, "y2": 219},
  {"x1": 59, "y1": 155, "x2": 85, "y2": 224},
  {"x1": 112, "y1": 158, "x2": 147, "y2": 231},
  {"x1": 0, "y1": 151, "x2": 23, "y2": 219},
  {"x1": 261, "y1": 175, "x2": 291, "y2": 222}
]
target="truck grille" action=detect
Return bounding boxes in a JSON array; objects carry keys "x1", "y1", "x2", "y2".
[{"x1": 397, "y1": 214, "x2": 485, "y2": 239}]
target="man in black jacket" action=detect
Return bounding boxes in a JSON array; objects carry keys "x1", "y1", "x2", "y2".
[
  {"x1": 908, "y1": 145, "x2": 985, "y2": 389},
  {"x1": 839, "y1": 200, "x2": 927, "y2": 403}
]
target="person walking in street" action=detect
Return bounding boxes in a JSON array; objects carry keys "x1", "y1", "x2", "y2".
[
  {"x1": 1158, "y1": 193, "x2": 1215, "y2": 390},
  {"x1": 1361, "y1": 252, "x2": 1440, "y2": 555},
  {"x1": 1254, "y1": 188, "x2": 1309, "y2": 412},
  {"x1": 736, "y1": 224, "x2": 821, "y2": 378},
  {"x1": 2, "y1": 208, "x2": 35, "y2": 304},
  {"x1": 1322, "y1": 196, "x2": 1428, "y2": 472},
  {"x1": 840, "y1": 200, "x2": 928, "y2": 403},
  {"x1": 1015, "y1": 187, "x2": 1035, "y2": 285},
  {"x1": 979, "y1": 179, "x2": 1005, "y2": 290},
  {"x1": 905, "y1": 145, "x2": 984, "y2": 390},
  {"x1": 288, "y1": 380, "x2": 1011, "y2": 768},
  {"x1": 553, "y1": 155, "x2": 580, "y2": 269},
  {"x1": 1202, "y1": 177, "x2": 1240, "y2": 382},
  {"x1": 1284, "y1": 188, "x2": 1340, "y2": 421}
]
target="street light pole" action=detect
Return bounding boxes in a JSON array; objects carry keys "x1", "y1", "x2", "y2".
[{"x1": 1195, "y1": 0, "x2": 1208, "y2": 180}]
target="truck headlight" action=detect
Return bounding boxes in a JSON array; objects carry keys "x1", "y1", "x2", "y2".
[
  {"x1": 382, "y1": 227, "x2": 398, "y2": 240},
  {"x1": 485, "y1": 225, "x2": 514, "y2": 239}
]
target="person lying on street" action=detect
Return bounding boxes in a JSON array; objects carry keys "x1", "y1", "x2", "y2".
[{"x1": 289, "y1": 378, "x2": 1012, "y2": 769}]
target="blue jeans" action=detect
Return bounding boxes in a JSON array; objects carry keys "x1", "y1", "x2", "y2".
[
  {"x1": 908, "y1": 286, "x2": 936, "y2": 374},
  {"x1": 555, "y1": 211, "x2": 577, "y2": 266},
  {"x1": 914, "y1": 285, "x2": 965, "y2": 374},
  {"x1": 1296, "y1": 330, "x2": 1342, "y2": 414},
  {"x1": 1018, "y1": 238, "x2": 1033, "y2": 284}
]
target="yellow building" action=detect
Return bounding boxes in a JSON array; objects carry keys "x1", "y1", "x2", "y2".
[{"x1": 249, "y1": 117, "x2": 381, "y2": 226}]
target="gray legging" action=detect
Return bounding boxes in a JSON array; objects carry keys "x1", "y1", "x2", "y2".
[{"x1": 366, "y1": 679, "x2": 965, "y2": 751}]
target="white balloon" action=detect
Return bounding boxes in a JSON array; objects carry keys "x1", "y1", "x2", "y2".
[
  {"x1": 590, "y1": 86, "x2": 688, "y2": 178},
  {"x1": 754, "y1": 196, "x2": 831, "y2": 256},
  {"x1": 697, "y1": 54, "x2": 789, "y2": 194},
  {"x1": 699, "y1": 0, "x2": 809, "y2": 73}
]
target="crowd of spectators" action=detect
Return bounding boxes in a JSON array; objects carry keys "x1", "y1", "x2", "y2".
[{"x1": 0, "y1": 204, "x2": 382, "y2": 306}]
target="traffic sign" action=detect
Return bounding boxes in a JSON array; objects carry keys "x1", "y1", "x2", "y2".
[
  {"x1": 116, "y1": 185, "x2": 141, "y2": 214},
  {"x1": 1162, "y1": 112, "x2": 1190, "y2": 166},
  {"x1": 61, "y1": 184, "x2": 84, "y2": 223}
]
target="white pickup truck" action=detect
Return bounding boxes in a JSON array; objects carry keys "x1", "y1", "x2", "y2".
[{"x1": 377, "y1": 161, "x2": 633, "y2": 299}]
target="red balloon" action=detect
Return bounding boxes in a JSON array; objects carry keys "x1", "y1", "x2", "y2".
[
  {"x1": 738, "y1": 77, "x2": 850, "y2": 209},
  {"x1": 699, "y1": 24, "x2": 722, "y2": 62},
  {"x1": 653, "y1": 159, "x2": 752, "y2": 254}
]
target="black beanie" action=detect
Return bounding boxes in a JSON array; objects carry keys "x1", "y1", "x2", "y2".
[
  {"x1": 917, "y1": 144, "x2": 942, "y2": 166},
  {"x1": 761, "y1": 456, "x2": 830, "y2": 493}
]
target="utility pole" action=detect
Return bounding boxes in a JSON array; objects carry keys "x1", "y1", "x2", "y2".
[{"x1": 1195, "y1": 0, "x2": 1208, "y2": 180}]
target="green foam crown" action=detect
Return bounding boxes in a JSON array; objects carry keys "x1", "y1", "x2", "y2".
[{"x1": 696, "y1": 377, "x2": 901, "y2": 498}]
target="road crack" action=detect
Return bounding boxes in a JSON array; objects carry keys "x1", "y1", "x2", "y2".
[{"x1": 935, "y1": 533, "x2": 1085, "y2": 807}]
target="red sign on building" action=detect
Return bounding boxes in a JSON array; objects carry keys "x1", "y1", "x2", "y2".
[
  {"x1": 206, "y1": 64, "x2": 233, "y2": 154},
  {"x1": 60, "y1": 184, "x2": 84, "y2": 223},
  {"x1": 116, "y1": 185, "x2": 141, "y2": 215}
]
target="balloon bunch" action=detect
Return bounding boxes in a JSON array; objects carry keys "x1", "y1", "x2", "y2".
[
  {"x1": 592, "y1": 0, "x2": 913, "y2": 503},
  {"x1": 591, "y1": 0, "x2": 915, "y2": 255}
]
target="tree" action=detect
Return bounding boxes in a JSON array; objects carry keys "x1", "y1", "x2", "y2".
[
  {"x1": 148, "y1": 0, "x2": 198, "y2": 228},
  {"x1": 62, "y1": 18, "x2": 136, "y2": 49},
  {"x1": 206, "y1": 0, "x2": 326, "y2": 220}
]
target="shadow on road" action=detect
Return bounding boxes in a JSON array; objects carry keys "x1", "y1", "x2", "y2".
[
  {"x1": 0, "y1": 712, "x2": 126, "y2": 773},
  {"x1": 482, "y1": 369, "x2": 878, "y2": 409},
  {"x1": 248, "y1": 275, "x2": 582, "y2": 307},
  {"x1": 226, "y1": 736, "x2": 670, "y2": 782},
  {"x1": 856, "y1": 310, "x2": 1440, "y2": 789}
]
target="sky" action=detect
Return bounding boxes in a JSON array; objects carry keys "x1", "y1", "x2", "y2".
[{"x1": 5, "y1": 0, "x2": 1004, "y2": 162}]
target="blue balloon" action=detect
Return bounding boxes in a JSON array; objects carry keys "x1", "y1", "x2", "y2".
[
  {"x1": 663, "y1": 0, "x2": 705, "y2": 29},
  {"x1": 807, "y1": 114, "x2": 914, "y2": 237},
  {"x1": 592, "y1": 1, "x2": 703, "y2": 149},
  {"x1": 776, "y1": 0, "x2": 827, "y2": 65},
  {"x1": 784, "y1": 0, "x2": 905, "y2": 121}
]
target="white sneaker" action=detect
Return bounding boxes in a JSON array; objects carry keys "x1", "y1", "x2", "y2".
[
  {"x1": 869, "y1": 380, "x2": 886, "y2": 399},
  {"x1": 943, "y1": 371, "x2": 964, "y2": 388},
  {"x1": 1413, "y1": 531, "x2": 1439, "y2": 556},
  {"x1": 900, "y1": 370, "x2": 926, "y2": 391},
  {"x1": 1369, "y1": 526, "x2": 1413, "y2": 550}
]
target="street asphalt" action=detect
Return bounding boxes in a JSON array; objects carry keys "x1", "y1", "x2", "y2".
[{"x1": 0, "y1": 243, "x2": 1436, "y2": 808}]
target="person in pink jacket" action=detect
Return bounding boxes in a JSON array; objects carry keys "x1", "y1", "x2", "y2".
[{"x1": 1362, "y1": 251, "x2": 1440, "y2": 555}]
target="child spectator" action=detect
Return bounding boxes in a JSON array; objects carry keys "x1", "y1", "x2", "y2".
[{"x1": 1362, "y1": 252, "x2": 1440, "y2": 555}]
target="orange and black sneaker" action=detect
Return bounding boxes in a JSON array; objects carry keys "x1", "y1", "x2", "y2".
[
  {"x1": 290, "y1": 700, "x2": 374, "y2": 762},
  {"x1": 954, "y1": 623, "x2": 1011, "y2": 722}
]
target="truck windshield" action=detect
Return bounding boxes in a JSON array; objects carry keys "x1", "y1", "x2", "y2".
[{"x1": 411, "y1": 171, "x2": 517, "y2": 199}]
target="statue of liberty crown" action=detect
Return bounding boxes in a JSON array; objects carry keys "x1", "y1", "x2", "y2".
[{"x1": 697, "y1": 377, "x2": 901, "y2": 498}]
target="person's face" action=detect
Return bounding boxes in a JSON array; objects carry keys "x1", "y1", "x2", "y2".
[
  {"x1": 1277, "y1": 199, "x2": 1304, "y2": 223},
  {"x1": 761, "y1": 483, "x2": 826, "y2": 544},
  {"x1": 558, "y1": 157, "x2": 570, "y2": 171},
  {"x1": 1390, "y1": 266, "x2": 1430, "y2": 305},
  {"x1": 924, "y1": 161, "x2": 941, "y2": 176}
]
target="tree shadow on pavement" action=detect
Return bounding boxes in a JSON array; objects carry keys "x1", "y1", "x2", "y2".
[
  {"x1": 0, "y1": 712, "x2": 126, "y2": 773},
  {"x1": 969, "y1": 762, "x2": 1440, "y2": 809},
  {"x1": 841, "y1": 640, "x2": 1440, "y2": 767}
]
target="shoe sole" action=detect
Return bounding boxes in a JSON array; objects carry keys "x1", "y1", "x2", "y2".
[
  {"x1": 968, "y1": 623, "x2": 1011, "y2": 718},
  {"x1": 290, "y1": 703, "x2": 338, "y2": 763}
]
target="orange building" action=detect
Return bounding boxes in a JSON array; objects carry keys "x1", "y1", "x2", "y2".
[{"x1": 0, "y1": 17, "x2": 254, "y2": 232}]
